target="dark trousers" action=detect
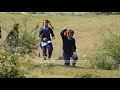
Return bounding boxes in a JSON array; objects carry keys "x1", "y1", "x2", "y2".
[
  {"x1": 63, "y1": 51, "x2": 77, "y2": 64},
  {"x1": 40, "y1": 43, "x2": 53, "y2": 58},
  {"x1": 63, "y1": 52, "x2": 73, "y2": 60}
]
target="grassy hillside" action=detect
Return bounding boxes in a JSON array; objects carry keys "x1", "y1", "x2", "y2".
[
  {"x1": 25, "y1": 59, "x2": 120, "y2": 78},
  {"x1": 0, "y1": 13, "x2": 120, "y2": 78}
]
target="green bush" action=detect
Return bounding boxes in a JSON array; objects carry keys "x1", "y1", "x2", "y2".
[
  {"x1": 16, "y1": 16, "x2": 39, "y2": 56},
  {"x1": 93, "y1": 51, "x2": 118, "y2": 70},
  {"x1": 18, "y1": 30, "x2": 39, "y2": 56},
  {"x1": 3, "y1": 16, "x2": 40, "y2": 56},
  {"x1": 0, "y1": 47, "x2": 26, "y2": 78},
  {"x1": 91, "y1": 32, "x2": 120, "y2": 70}
]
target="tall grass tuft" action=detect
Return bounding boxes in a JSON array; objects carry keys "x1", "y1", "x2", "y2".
[
  {"x1": 90, "y1": 31, "x2": 120, "y2": 70},
  {"x1": 16, "y1": 16, "x2": 40, "y2": 56}
]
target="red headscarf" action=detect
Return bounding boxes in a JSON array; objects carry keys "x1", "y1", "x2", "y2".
[{"x1": 13, "y1": 23, "x2": 19, "y2": 33}]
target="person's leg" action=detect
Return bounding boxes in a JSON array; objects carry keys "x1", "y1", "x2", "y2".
[
  {"x1": 47, "y1": 43, "x2": 53, "y2": 59},
  {"x1": 72, "y1": 60, "x2": 76, "y2": 67},
  {"x1": 40, "y1": 43, "x2": 47, "y2": 60},
  {"x1": 71, "y1": 54, "x2": 78, "y2": 66},
  {"x1": 41, "y1": 46, "x2": 47, "y2": 60},
  {"x1": 63, "y1": 52, "x2": 70, "y2": 66}
]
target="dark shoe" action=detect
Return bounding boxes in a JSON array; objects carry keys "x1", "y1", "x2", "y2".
[
  {"x1": 48, "y1": 56, "x2": 51, "y2": 60},
  {"x1": 67, "y1": 63, "x2": 70, "y2": 66},
  {"x1": 65, "y1": 63, "x2": 67, "y2": 65},
  {"x1": 72, "y1": 63, "x2": 75, "y2": 67},
  {"x1": 44, "y1": 56, "x2": 47, "y2": 60},
  {"x1": 65, "y1": 63, "x2": 70, "y2": 66},
  {"x1": 48, "y1": 57, "x2": 51, "y2": 60}
]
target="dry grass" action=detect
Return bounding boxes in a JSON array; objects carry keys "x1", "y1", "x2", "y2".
[
  {"x1": 1, "y1": 13, "x2": 120, "y2": 78},
  {"x1": 26, "y1": 59, "x2": 120, "y2": 78}
]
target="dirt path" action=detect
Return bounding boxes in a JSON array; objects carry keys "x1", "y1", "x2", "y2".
[{"x1": 31, "y1": 55, "x2": 64, "y2": 66}]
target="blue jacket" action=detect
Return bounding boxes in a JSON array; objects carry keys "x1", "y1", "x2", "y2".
[
  {"x1": 39, "y1": 26, "x2": 55, "y2": 42},
  {"x1": 6, "y1": 29, "x2": 19, "y2": 46},
  {"x1": 60, "y1": 29, "x2": 76, "y2": 53}
]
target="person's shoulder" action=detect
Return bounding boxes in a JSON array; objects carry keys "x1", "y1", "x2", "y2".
[
  {"x1": 9, "y1": 29, "x2": 14, "y2": 33},
  {"x1": 48, "y1": 27, "x2": 52, "y2": 30},
  {"x1": 7, "y1": 29, "x2": 14, "y2": 36},
  {"x1": 72, "y1": 37, "x2": 75, "y2": 41},
  {"x1": 40, "y1": 27, "x2": 44, "y2": 31}
]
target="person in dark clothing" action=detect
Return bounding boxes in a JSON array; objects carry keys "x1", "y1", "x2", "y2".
[
  {"x1": 6, "y1": 23, "x2": 19, "y2": 51},
  {"x1": 60, "y1": 27, "x2": 78, "y2": 66},
  {"x1": 39, "y1": 19, "x2": 55, "y2": 60}
]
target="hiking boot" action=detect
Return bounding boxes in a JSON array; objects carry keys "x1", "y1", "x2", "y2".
[
  {"x1": 65, "y1": 63, "x2": 67, "y2": 65},
  {"x1": 67, "y1": 63, "x2": 70, "y2": 66},
  {"x1": 65, "y1": 63, "x2": 70, "y2": 66},
  {"x1": 44, "y1": 56, "x2": 47, "y2": 60},
  {"x1": 48, "y1": 56, "x2": 51, "y2": 60},
  {"x1": 72, "y1": 63, "x2": 76, "y2": 67}
]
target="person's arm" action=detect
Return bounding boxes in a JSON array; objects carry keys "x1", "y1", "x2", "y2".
[
  {"x1": 6, "y1": 30, "x2": 14, "y2": 46},
  {"x1": 72, "y1": 39, "x2": 76, "y2": 53},
  {"x1": 60, "y1": 27, "x2": 67, "y2": 39},
  {"x1": 39, "y1": 28, "x2": 43, "y2": 38},
  {"x1": 39, "y1": 28, "x2": 49, "y2": 42},
  {"x1": 39, "y1": 28, "x2": 46, "y2": 41},
  {"x1": 6, "y1": 30, "x2": 13, "y2": 40},
  {"x1": 50, "y1": 28, "x2": 55, "y2": 39}
]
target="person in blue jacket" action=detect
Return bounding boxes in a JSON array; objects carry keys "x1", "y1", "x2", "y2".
[
  {"x1": 39, "y1": 19, "x2": 55, "y2": 60},
  {"x1": 6, "y1": 23, "x2": 19, "y2": 51},
  {"x1": 60, "y1": 27, "x2": 78, "y2": 66}
]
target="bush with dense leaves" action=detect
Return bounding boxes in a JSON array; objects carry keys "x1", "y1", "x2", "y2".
[
  {"x1": 0, "y1": 47, "x2": 31, "y2": 78},
  {"x1": 91, "y1": 32, "x2": 120, "y2": 70}
]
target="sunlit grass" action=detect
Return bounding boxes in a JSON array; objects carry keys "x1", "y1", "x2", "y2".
[{"x1": 1, "y1": 13, "x2": 120, "y2": 78}]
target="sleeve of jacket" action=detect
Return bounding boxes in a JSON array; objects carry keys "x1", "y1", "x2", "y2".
[
  {"x1": 60, "y1": 29, "x2": 67, "y2": 39},
  {"x1": 6, "y1": 30, "x2": 14, "y2": 40},
  {"x1": 50, "y1": 28, "x2": 55, "y2": 37},
  {"x1": 72, "y1": 39, "x2": 76, "y2": 52},
  {"x1": 39, "y1": 28, "x2": 43, "y2": 38}
]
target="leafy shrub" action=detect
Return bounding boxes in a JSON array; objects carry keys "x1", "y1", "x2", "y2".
[
  {"x1": 91, "y1": 31, "x2": 120, "y2": 70},
  {"x1": 0, "y1": 47, "x2": 29, "y2": 78},
  {"x1": 12, "y1": 16, "x2": 40, "y2": 56}
]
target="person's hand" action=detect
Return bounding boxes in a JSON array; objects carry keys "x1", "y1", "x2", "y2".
[
  {"x1": 63, "y1": 27, "x2": 67, "y2": 30},
  {"x1": 73, "y1": 52, "x2": 76, "y2": 55},
  {"x1": 52, "y1": 37, "x2": 55, "y2": 39},
  {"x1": 43, "y1": 38, "x2": 48, "y2": 42}
]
